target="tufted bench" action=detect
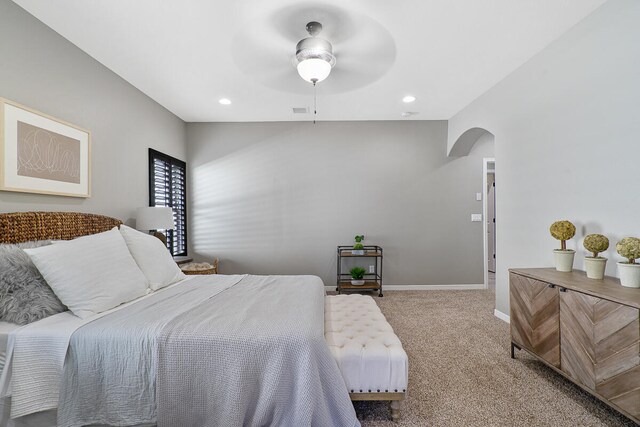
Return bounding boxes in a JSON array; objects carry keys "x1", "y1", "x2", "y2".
[{"x1": 325, "y1": 294, "x2": 408, "y2": 421}]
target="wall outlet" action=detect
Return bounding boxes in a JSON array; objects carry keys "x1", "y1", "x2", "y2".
[
  {"x1": 369, "y1": 265, "x2": 375, "y2": 273},
  {"x1": 471, "y1": 214, "x2": 482, "y2": 222}
]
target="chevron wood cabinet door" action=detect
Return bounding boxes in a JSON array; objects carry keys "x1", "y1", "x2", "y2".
[
  {"x1": 510, "y1": 268, "x2": 640, "y2": 424},
  {"x1": 559, "y1": 290, "x2": 600, "y2": 389},
  {"x1": 560, "y1": 289, "x2": 640, "y2": 419},
  {"x1": 509, "y1": 273, "x2": 560, "y2": 367}
]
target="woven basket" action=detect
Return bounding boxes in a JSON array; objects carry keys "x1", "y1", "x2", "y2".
[{"x1": 181, "y1": 258, "x2": 219, "y2": 275}]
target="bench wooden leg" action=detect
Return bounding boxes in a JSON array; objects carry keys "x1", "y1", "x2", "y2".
[{"x1": 390, "y1": 400, "x2": 401, "y2": 421}]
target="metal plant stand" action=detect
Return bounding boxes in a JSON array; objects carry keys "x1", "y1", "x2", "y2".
[{"x1": 336, "y1": 245, "x2": 383, "y2": 297}]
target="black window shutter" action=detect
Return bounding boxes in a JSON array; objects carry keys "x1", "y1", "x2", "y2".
[{"x1": 148, "y1": 148, "x2": 187, "y2": 256}]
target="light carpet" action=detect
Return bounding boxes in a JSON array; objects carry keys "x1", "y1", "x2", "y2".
[{"x1": 349, "y1": 289, "x2": 635, "y2": 426}]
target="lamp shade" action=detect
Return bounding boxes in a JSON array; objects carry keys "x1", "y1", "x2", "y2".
[
  {"x1": 136, "y1": 207, "x2": 175, "y2": 231},
  {"x1": 297, "y1": 58, "x2": 332, "y2": 83}
]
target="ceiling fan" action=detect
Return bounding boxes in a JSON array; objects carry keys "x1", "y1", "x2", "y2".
[{"x1": 231, "y1": 5, "x2": 396, "y2": 96}]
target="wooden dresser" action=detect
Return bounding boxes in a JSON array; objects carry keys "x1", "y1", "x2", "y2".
[{"x1": 509, "y1": 268, "x2": 640, "y2": 423}]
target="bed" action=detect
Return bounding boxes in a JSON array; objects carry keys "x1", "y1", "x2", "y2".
[{"x1": 0, "y1": 212, "x2": 360, "y2": 427}]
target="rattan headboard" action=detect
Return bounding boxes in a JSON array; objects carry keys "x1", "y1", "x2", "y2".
[{"x1": 0, "y1": 212, "x2": 122, "y2": 244}]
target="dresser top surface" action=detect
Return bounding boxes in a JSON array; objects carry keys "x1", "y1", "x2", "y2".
[{"x1": 510, "y1": 268, "x2": 640, "y2": 309}]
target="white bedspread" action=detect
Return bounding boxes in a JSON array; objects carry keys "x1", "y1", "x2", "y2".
[
  {"x1": 156, "y1": 275, "x2": 358, "y2": 427},
  {"x1": 58, "y1": 274, "x2": 244, "y2": 426},
  {"x1": 55, "y1": 274, "x2": 358, "y2": 427},
  {"x1": 0, "y1": 276, "x2": 199, "y2": 419}
]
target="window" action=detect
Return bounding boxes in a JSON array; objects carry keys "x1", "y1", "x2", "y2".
[{"x1": 148, "y1": 148, "x2": 187, "y2": 256}]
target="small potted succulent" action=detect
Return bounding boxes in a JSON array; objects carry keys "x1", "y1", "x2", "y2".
[
  {"x1": 352, "y1": 235, "x2": 365, "y2": 255},
  {"x1": 550, "y1": 220, "x2": 576, "y2": 272},
  {"x1": 350, "y1": 266, "x2": 366, "y2": 286},
  {"x1": 583, "y1": 234, "x2": 609, "y2": 279},
  {"x1": 616, "y1": 237, "x2": 640, "y2": 288}
]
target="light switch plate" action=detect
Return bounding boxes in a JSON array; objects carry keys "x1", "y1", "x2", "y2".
[
  {"x1": 476, "y1": 192, "x2": 482, "y2": 201},
  {"x1": 471, "y1": 214, "x2": 482, "y2": 222}
]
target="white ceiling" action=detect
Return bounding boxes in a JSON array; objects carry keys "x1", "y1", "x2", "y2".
[{"x1": 13, "y1": 0, "x2": 606, "y2": 122}]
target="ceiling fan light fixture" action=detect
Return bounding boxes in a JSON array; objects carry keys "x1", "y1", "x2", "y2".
[
  {"x1": 295, "y1": 22, "x2": 336, "y2": 84},
  {"x1": 297, "y1": 58, "x2": 332, "y2": 83}
]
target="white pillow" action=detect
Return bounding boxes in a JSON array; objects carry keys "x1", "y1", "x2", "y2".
[
  {"x1": 118, "y1": 225, "x2": 186, "y2": 291},
  {"x1": 24, "y1": 229, "x2": 148, "y2": 319}
]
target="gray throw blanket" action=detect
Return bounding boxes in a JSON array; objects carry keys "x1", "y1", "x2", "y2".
[{"x1": 58, "y1": 275, "x2": 359, "y2": 427}]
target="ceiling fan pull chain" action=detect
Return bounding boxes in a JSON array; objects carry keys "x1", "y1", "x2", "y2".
[{"x1": 313, "y1": 80, "x2": 317, "y2": 124}]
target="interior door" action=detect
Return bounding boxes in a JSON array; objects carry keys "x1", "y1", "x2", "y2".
[
  {"x1": 487, "y1": 176, "x2": 496, "y2": 272},
  {"x1": 509, "y1": 273, "x2": 560, "y2": 367}
]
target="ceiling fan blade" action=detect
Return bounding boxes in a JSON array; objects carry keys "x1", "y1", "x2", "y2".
[{"x1": 231, "y1": 4, "x2": 396, "y2": 95}]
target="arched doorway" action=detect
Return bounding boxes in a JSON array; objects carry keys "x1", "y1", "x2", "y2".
[{"x1": 449, "y1": 127, "x2": 496, "y2": 291}]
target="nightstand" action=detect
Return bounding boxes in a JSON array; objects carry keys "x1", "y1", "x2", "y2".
[{"x1": 173, "y1": 256, "x2": 193, "y2": 265}]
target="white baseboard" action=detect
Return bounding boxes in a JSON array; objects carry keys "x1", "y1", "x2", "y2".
[
  {"x1": 493, "y1": 309, "x2": 510, "y2": 324},
  {"x1": 386, "y1": 284, "x2": 485, "y2": 290},
  {"x1": 325, "y1": 284, "x2": 484, "y2": 292}
]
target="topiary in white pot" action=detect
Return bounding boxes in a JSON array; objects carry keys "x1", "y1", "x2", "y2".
[
  {"x1": 616, "y1": 237, "x2": 640, "y2": 288},
  {"x1": 583, "y1": 234, "x2": 609, "y2": 279},
  {"x1": 550, "y1": 220, "x2": 576, "y2": 272}
]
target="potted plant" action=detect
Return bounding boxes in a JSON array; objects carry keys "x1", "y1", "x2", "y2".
[
  {"x1": 550, "y1": 220, "x2": 576, "y2": 272},
  {"x1": 616, "y1": 237, "x2": 640, "y2": 288},
  {"x1": 583, "y1": 234, "x2": 609, "y2": 279},
  {"x1": 352, "y1": 235, "x2": 365, "y2": 255},
  {"x1": 350, "y1": 266, "x2": 366, "y2": 286}
]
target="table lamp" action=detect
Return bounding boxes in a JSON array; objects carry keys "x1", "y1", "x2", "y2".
[{"x1": 136, "y1": 206, "x2": 175, "y2": 246}]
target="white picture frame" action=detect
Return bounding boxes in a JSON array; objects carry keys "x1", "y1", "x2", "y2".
[{"x1": 0, "y1": 98, "x2": 91, "y2": 198}]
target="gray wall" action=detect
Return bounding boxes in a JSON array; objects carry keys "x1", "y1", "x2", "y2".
[
  {"x1": 187, "y1": 121, "x2": 493, "y2": 286},
  {"x1": 0, "y1": 0, "x2": 186, "y2": 223},
  {"x1": 448, "y1": 0, "x2": 640, "y2": 315}
]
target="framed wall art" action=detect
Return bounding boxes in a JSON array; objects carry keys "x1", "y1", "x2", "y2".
[{"x1": 0, "y1": 98, "x2": 91, "y2": 198}]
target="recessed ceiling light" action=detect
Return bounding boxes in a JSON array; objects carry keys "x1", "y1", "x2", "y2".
[
  {"x1": 402, "y1": 95, "x2": 416, "y2": 103},
  {"x1": 219, "y1": 98, "x2": 231, "y2": 105}
]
